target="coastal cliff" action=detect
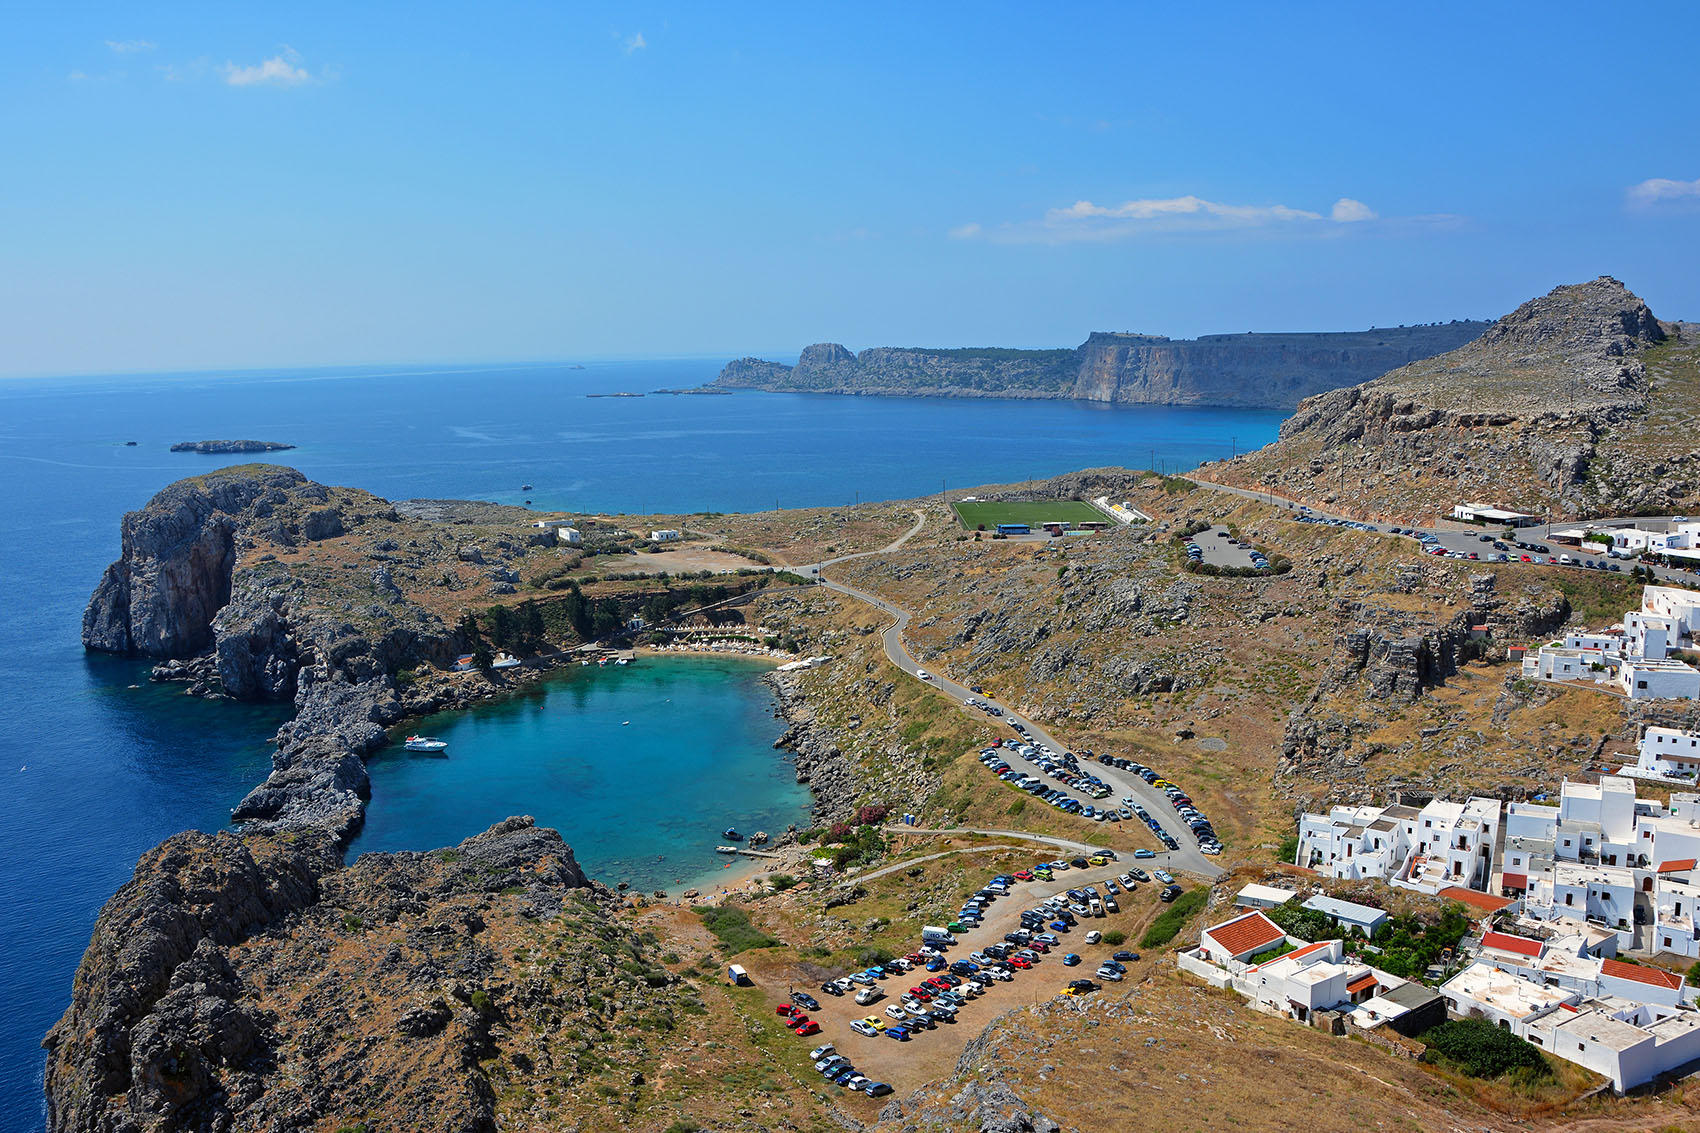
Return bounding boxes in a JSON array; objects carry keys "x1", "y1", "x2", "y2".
[
  {"x1": 41, "y1": 817, "x2": 639, "y2": 1133},
  {"x1": 1211, "y1": 277, "x2": 1698, "y2": 519},
  {"x1": 712, "y1": 323, "x2": 1488, "y2": 409}
]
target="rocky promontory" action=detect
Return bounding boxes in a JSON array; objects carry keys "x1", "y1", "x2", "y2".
[
  {"x1": 1213, "y1": 276, "x2": 1697, "y2": 520},
  {"x1": 41, "y1": 816, "x2": 649, "y2": 1133},
  {"x1": 170, "y1": 439, "x2": 296, "y2": 454},
  {"x1": 712, "y1": 322, "x2": 1488, "y2": 410}
]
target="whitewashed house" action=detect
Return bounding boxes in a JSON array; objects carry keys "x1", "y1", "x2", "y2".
[
  {"x1": 556, "y1": 526, "x2": 583, "y2": 545},
  {"x1": 649, "y1": 529, "x2": 682, "y2": 542},
  {"x1": 1294, "y1": 803, "x2": 1414, "y2": 881},
  {"x1": 1439, "y1": 961, "x2": 1579, "y2": 1031},
  {"x1": 1243, "y1": 939, "x2": 1381, "y2": 1022},
  {"x1": 1396, "y1": 797, "x2": 1501, "y2": 893},
  {"x1": 1617, "y1": 657, "x2": 1700, "y2": 701},
  {"x1": 1622, "y1": 726, "x2": 1700, "y2": 783},
  {"x1": 1521, "y1": 996, "x2": 1700, "y2": 1092}
]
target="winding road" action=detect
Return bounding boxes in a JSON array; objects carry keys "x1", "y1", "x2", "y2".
[{"x1": 797, "y1": 512, "x2": 1223, "y2": 881}]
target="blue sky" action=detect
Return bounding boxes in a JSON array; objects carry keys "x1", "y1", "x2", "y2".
[{"x1": 4, "y1": 3, "x2": 1699, "y2": 377}]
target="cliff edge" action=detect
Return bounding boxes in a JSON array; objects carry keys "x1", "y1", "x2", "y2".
[{"x1": 711, "y1": 322, "x2": 1488, "y2": 409}]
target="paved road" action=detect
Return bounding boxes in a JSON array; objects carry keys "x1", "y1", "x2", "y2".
[
  {"x1": 1192, "y1": 524, "x2": 1258, "y2": 568},
  {"x1": 1194, "y1": 478, "x2": 1694, "y2": 583},
  {"x1": 797, "y1": 523, "x2": 1222, "y2": 880}
]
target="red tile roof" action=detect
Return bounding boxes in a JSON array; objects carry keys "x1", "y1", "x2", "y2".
[
  {"x1": 1480, "y1": 931, "x2": 1543, "y2": 958},
  {"x1": 1203, "y1": 911, "x2": 1286, "y2": 958},
  {"x1": 1346, "y1": 973, "x2": 1378, "y2": 995},
  {"x1": 1658, "y1": 859, "x2": 1697, "y2": 873},
  {"x1": 1440, "y1": 886, "x2": 1515, "y2": 913},
  {"x1": 1601, "y1": 959, "x2": 1684, "y2": 990},
  {"x1": 1283, "y1": 940, "x2": 1333, "y2": 963},
  {"x1": 1500, "y1": 873, "x2": 1529, "y2": 889}
]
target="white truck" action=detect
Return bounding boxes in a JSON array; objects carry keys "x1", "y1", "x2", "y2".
[{"x1": 921, "y1": 925, "x2": 955, "y2": 946}]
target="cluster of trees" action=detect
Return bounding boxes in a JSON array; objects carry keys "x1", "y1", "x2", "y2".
[
  {"x1": 1420, "y1": 1018, "x2": 1550, "y2": 1080},
  {"x1": 1263, "y1": 900, "x2": 1471, "y2": 980}
]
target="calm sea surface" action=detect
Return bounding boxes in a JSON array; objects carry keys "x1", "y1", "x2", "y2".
[{"x1": 0, "y1": 357, "x2": 1283, "y2": 1124}]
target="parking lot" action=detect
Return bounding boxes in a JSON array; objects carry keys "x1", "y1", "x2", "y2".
[
  {"x1": 1191, "y1": 524, "x2": 1261, "y2": 568},
  {"x1": 748, "y1": 856, "x2": 1168, "y2": 1095}
]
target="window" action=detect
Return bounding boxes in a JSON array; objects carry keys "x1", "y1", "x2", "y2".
[{"x1": 1578, "y1": 1042, "x2": 1586, "y2": 1052}]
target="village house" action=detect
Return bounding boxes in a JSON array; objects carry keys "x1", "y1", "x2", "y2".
[
  {"x1": 649, "y1": 529, "x2": 682, "y2": 542},
  {"x1": 1522, "y1": 996, "x2": 1700, "y2": 1093},
  {"x1": 1619, "y1": 726, "x2": 1700, "y2": 784},
  {"x1": 556, "y1": 526, "x2": 582, "y2": 545},
  {"x1": 1450, "y1": 502, "x2": 1544, "y2": 527},
  {"x1": 1520, "y1": 584, "x2": 1700, "y2": 698},
  {"x1": 1300, "y1": 894, "x2": 1389, "y2": 937},
  {"x1": 1396, "y1": 796, "x2": 1501, "y2": 893},
  {"x1": 1618, "y1": 656, "x2": 1700, "y2": 701}
]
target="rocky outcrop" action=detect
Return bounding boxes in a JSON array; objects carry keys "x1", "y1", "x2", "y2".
[
  {"x1": 82, "y1": 467, "x2": 307, "y2": 656},
  {"x1": 1218, "y1": 277, "x2": 1695, "y2": 519},
  {"x1": 769, "y1": 671, "x2": 863, "y2": 823},
  {"x1": 170, "y1": 440, "x2": 295, "y2": 454},
  {"x1": 44, "y1": 818, "x2": 600, "y2": 1133},
  {"x1": 711, "y1": 323, "x2": 1486, "y2": 410}
]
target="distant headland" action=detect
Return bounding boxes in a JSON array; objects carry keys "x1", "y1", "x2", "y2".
[{"x1": 712, "y1": 322, "x2": 1490, "y2": 410}]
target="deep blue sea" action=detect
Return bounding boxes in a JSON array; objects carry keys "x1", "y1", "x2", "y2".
[{"x1": 0, "y1": 357, "x2": 1283, "y2": 1125}]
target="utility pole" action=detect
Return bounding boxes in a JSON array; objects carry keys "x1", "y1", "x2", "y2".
[{"x1": 1230, "y1": 436, "x2": 1237, "y2": 460}]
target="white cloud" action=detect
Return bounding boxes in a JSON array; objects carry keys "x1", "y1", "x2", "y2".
[
  {"x1": 105, "y1": 39, "x2": 155, "y2": 54},
  {"x1": 1628, "y1": 177, "x2": 1700, "y2": 207},
  {"x1": 624, "y1": 32, "x2": 647, "y2": 54},
  {"x1": 954, "y1": 192, "x2": 1406, "y2": 244},
  {"x1": 1330, "y1": 197, "x2": 1377, "y2": 222},
  {"x1": 222, "y1": 51, "x2": 311, "y2": 87}
]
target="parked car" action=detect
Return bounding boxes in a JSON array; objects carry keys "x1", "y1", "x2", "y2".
[
  {"x1": 1063, "y1": 953, "x2": 1081, "y2": 966},
  {"x1": 865, "y1": 1082, "x2": 894, "y2": 1097},
  {"x1": 791, "y1": 991, "x2": 820, "y2": 1011},
  {"x1": 1133, "y1": 849, "x2": 1156, "y2": 859},
  {"x1": 1084, "y1": 930, "x2": 1102, "y2": 945},
  {"x1": 794, "y1": 1020, "x2": 821, "y2": 1036}
]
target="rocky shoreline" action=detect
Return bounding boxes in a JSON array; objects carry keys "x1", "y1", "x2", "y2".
[{"x1": 768, "y1": 670, "x2": 864, "y2": 825}]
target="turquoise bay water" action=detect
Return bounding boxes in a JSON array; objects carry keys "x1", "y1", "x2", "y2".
[
  {"x1": 0, "y1": 356, "x2": 1283, "y2": 1125},
  {"x1": 351, "y1": 657, "x2": 809, "y2": 892}
]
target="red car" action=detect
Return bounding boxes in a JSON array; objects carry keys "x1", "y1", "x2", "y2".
[
  {"x1": 1028, "y1": 941, "x2": 1049, "y2": 953},
  {"x1": 925, "y1": 978, "x2": 951, "y2": 991},
  {"x1": 789, "y1": 1015, "x2": 812, "y2": 1029},
  {"x1": 905, "y1": 952, "x2": 925, "y2": 965},
  {"x1": 794, "y1": 1021, "x2": 821, "y2": 1036},
  {"x1": 1014, "y1": 870, "x2": 1034, "y2": 881},
  {"x1": 908, "y1": 986, "x2": 933, "y2": 1001},
  {"x1": 1520, "y1": 554, "x2": 1533, "y2": 562},
  {"x1": 776, "y1": 1004, "x2": 798, "y2": 1018},
  {"x1": 1008, "y1": 957, "x2": 1032, "y2": 969}
]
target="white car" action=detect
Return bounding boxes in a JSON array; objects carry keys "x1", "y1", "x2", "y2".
[
  {"x1": 1084, "y1": 930, "x2": 1102, "y2": 945},
  {"x1": 916, "y1": 669, "x2": 932, "y2": 681},
  {"x1": 986, "y1": 968, "x2": 1013, "y2": 981},
  {"x1": 885, "y1": 1004, "x2": 909, "y2": 1021},
  {"x1": 850, "y1": 1020, "x2": 880, "y2": 1037}
]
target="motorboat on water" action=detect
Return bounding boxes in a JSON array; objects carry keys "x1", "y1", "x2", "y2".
[
  {"x1": 723, "y1": 828, "x2": 743, "y2": 841},
  {"x1": 715, "y1": 845, "x2": 738, "y2": 855},
  {"x1": 404, "y1": 735, "x2": 448, "y2": 753}
]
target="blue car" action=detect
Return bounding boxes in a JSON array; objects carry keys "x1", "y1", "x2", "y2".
[
  {"x1": 1133, "y1": 848, "x2": 1156, "y2": 859},
  {"x1": 925, "y1": 957, "x2": 945, "y2": 971},
  {"x1": 1050, "y1": 920, "x2": 1069, "y2": 933},
  {"x1": 885, "y1": 1025, "x2": 910, "y2": 1041},
  {"x1": 1063, "y1": 953, "x2": 1081, "y2": 966}
]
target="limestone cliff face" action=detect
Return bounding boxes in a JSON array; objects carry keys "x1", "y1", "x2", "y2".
[
  {"x1": 1070, "y1": 326, "x2": 1488, "y2": 406},
  {"x1": 1218, "y1": 277, "x2": 1694, "y2": 519},
  {"x1": 711, "y1": 323, "x2": 1487, "y2": 409},
  {"x1": 43, "y1": 818, "x2": 597, "y2": 1133},
  {"x1": 82, "y1": 467, "x2": 307, "y2": 656}
]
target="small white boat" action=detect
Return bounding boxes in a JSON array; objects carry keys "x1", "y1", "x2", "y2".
[
  {"x1": 404, "y1": 735, "x2": 448, "y2": 753},
  {"x1": 715, "y1": 845, "x2": 738, "y2": 855}
]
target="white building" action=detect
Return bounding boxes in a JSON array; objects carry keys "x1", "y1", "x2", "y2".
[
  {"x1": 1439, "y1": 961, "x2": 1579, "y2": 1030},
  {"x1": 650, "y1": 529, "x2": 682, "y2": 542},
  {"x1": 1522, "y1": 996, "x2": 1700, "y2": 1092},
  {"x1": 1642, "y1": 585, "x2": 1700, "y2": 644},
  {"x1": 557, "y1": 526, "x2": 583, "y2": 545},
  {"x1": 1243, "y1": 939, "x2": 1381, "y2": 1022},
  {"x1": 1522, "y1": 645, "x2": 1611, "y2": 685},
  {"x1": 1451, "y1": 502, "x2": 1543, "y2": 527},
  {"x1": 1236, "y1": 883, "x2": 1297, "y2": 910},
  {"x1": 1396, "y1": 797, "x2": 1501, "y2": 893},
  {"x1": 1618, "y1": 657, "x2": 1700, "y2": 701},
  {"x1": 1294, "y1": 803, "x2": 1417, "y2": 881},
  {"x1": 1301, "y1": 894, "x2": 1390, "y2": 937},
  {"x1": 1196, "y1": 911, "x2": 1289, "y2": 966},
  {"x1": 1622, "y1": 726, "x2": 1700, "y2": 783}
]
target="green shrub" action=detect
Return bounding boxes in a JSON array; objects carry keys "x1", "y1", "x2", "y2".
[
  {"x1": 469, "y1": 989, "x2": 494, "y2": 1014},
  {"x1": 1139, "y1": 887, "x2": 1209, "y2": 948},
  {"x1": 1101, "y1": 930, "x2": 1126, "y2": 946},
  {"x1": 767, "y1": 874, "x2": 798, "y2": 891},
  {"x1": 692, "y1": 906, "x2": 783, "y2": 954},
  {"x1": 1420, "y1": 1019, "x2": 1551, "y2": 1079},
  {"x1": 1276, "y1": 834, "x2": 1299, "y2": 863}
]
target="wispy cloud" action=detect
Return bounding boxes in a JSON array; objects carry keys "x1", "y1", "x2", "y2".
[
  {"x1": 953, "y1": 192, "x2": 1426, "y2": 244},
  {"x1": 222, "y1": 48, "x2": 312, "y2": 87},
  {"x1": 105, "y1": 39, "x2": 155, "y2": 54},
  {"x1": 1627, "y1": 176, "x2": 1700, "y2": 208},
  {"x1": 624, "y1": 32, "x2": 647, "y2": 54}
]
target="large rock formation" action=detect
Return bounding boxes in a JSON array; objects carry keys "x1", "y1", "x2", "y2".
[
  {"x1": 1215, "y1": 277, "x2": 1697, "y2": 519},
  {"x1": 43, "y1": 817, "x2": 601, "y2": 1133},
  {"x1": 711, "y1": 322, "x2": 1487, "y2": 409}
]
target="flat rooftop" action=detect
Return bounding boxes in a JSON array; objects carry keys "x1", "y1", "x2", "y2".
[{"x1": 1443, "y1": 963, "x2": 1575, "y2": 1019}]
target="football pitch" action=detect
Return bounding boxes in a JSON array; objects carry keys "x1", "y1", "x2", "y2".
[{"x1": 951, "y1": 499, "x2": 1110, "y2": 530}]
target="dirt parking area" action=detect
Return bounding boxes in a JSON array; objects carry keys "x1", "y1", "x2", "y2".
[{"x1": 738, "y1": 860, "x2": 1165, "y2": 1094}]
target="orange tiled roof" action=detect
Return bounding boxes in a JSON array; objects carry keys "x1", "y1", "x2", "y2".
[
  {"x1": 1346, "y1": 973, "x2": 1378, "y2": 995},
  {"x1": 1601, "y1": 958, "x2": 1683, "y2": 990},
  {"x1": 1204, "y1": 911, "x2": 1286, "y2": 957},
  {"x1": 1658, "y1": 859, "x2": 1697, "y2": 873},
  {"x1": 1480, "y1": 931, "x2": 1543, "y2": 958},
  {"x1": 1440, "y1": 886, "x2": 1514, "y2": 913}
]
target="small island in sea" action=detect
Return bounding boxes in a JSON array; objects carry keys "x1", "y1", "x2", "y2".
[{"x1": 170, "y1": 439, "x2": 296, "y2": 454}]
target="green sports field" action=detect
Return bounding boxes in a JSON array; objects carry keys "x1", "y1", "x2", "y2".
[{"x1": 952, "y1": 499, "x2": 1110, "y2": 530}]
